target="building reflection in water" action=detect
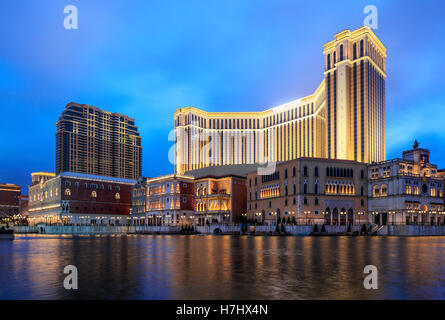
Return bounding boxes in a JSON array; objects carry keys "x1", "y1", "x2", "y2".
[{"x1": 1, "y1": 235, "x2": 444, "y2": 299}]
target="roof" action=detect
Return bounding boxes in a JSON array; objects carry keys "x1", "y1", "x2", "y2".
[{"x1": 60, "y1": 172, "x2": 137, "y2": 185}]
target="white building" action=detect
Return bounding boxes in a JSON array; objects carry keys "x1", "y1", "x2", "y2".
[{"x1": 368, "y1": 141, "x2": 444, "y2": 225}]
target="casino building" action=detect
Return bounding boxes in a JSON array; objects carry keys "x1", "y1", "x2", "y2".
[{"x1": 174, "y1": 26, "x2": 386, "y2": 175}]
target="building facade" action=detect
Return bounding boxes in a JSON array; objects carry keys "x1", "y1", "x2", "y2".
[
  {"x1": 368, "y1": 142, "x2": 445, "y2": 225},
  {"x1": 56, "y1": 102, "x2": 142, "y2": 180},
  {"x1": 174, "y1": 26, "x2": 386, "y2": 175},
  {"x1": 130, "y1": 177, "x2": 148, "y2": 225},
  {"x1": 28, "y1": 172, "x2": 136, "y2": 225},
  {"x1": 194, "y1": 175, "x2": 247, "y2": 225},
  {"x1": 0, "y1": 183, "x2": 21, "y2": 217},
  {"x1": 145, "y1": 174, "x2": 195, "y2": 225},
  {"x1": 247, "y1": 158, "x2": 368, "y2": 226}
]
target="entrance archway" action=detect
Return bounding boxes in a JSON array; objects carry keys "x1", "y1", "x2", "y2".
[{"x1": 333, "y1": 208, "x2": 339, "y2": 225}]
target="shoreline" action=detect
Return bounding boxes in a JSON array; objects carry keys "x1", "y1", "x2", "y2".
[{"x1": 12, "y1": 225, "x2": 445, "y2": 237}]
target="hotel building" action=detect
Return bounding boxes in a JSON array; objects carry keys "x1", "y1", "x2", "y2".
[
  {"x1": 247, "y1": 158, "x2": 368, "y2": 226},
  {"x1": 174, "y1": 26, "x2": 386, "y2": 175},
  {"x1": 56, "y1": 102, "x2": 142, "y2": 180},
  {"x1": 368, "y1": 142, "x2": 445, "y2": 225},
  {"x1": 28, "y1": 172, "x2": 136, "y2": 225}
]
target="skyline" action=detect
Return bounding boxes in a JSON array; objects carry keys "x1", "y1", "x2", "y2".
[{"x1": 1, "y1": 0, "x2": 445, "y2": 190}]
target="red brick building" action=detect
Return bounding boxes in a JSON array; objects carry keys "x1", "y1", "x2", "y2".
[
  {"x1": 28, "y1": 172, "x2": 136, "y2": 225},
  {"x1": 0, "y1": 183, "x2": 21, "y2": 217}
]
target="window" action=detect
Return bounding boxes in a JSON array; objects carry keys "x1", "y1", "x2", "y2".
[
  {"x1": 65, "y1": 188, "x2": 71, "y2": 196},
  {"x1": 65, "y1": 181, "x2": 71, "y2": 187},
  {"x1": 304, "y1": 197, "x2": 308, "y2": 205},
  {"x1": 284, "y1": 169, "x2": 288, "y2": 179},
  {"x1": 303, "y1": 166, "x2": 308, "y2": 176},
  {"x1": 91, "y1": 191, "x2": 97, "y2": 198},
  {"x1": 304, "y1": 183, "x2": 308, "y2": 194},
  {"x1": 315, "y1": 197, "x2": 319, "y2": 205},
  {"x1": 115, "y1": 192, "x2": 120, "y2": 200},
  {"x1": 293, "y1": 197, "x2": 296, "y2": 205},
  {"x1": 314, "y1": 183, "x2": 319, "y2": 195},
  {"x1": 293, "y1": 167, "x2": 296, "y2": 177},
  {"x1": 314, "y1": 167, "x2": 319, "y2": 177}
]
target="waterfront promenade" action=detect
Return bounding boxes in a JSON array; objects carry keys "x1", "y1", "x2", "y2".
[{"x1": 13, "y1": 224, "x2": 445, "y2": 236}]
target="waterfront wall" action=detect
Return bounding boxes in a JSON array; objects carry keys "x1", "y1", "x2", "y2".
[
  {"x1": 14, "y1": 225, "x2": 182, "y2": 235},
  {"x1": 13, "y1": 224, "x2": 445, "y2": 236},
  {"x1": 386, "y1": 225, "x2": 445, "y2": 236}
]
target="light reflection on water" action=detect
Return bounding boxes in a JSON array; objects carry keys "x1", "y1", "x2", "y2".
[{"x1": 0, "y1": 234, "x2": 444, "y2": 300}]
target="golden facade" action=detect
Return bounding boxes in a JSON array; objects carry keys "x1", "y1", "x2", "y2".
[{"x1": 174, "y1": 27, "x2": 386, "y2": 175}]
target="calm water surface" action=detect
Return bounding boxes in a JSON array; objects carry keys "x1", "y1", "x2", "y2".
[{"x1": 0, "y1": 234, "x2": 444, "y2": 299}]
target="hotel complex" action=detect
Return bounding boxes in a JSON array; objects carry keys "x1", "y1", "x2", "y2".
[
  {"x1": 10, "y1": 27, "x2": 445, "y2": 229},
  {"x1": 56, "y1": 102, "x2": 142, "y2": 180},
  {"x1": 174, "y1": 26, "x2": 386, "y2": 175}
]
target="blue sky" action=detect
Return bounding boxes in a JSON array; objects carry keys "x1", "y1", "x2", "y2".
[{"x1": 1, "y1": 0, "x2": 444, "y2": 191}]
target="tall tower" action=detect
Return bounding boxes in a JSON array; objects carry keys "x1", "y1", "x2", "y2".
[
  {"x1": 323, "y1": 26, "x2": 386, "y2": 163},
  {"x1": 56, "y1": 102, "x2": 142, "y2": 180}
]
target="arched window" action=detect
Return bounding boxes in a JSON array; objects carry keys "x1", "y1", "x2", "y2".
[
  {"x1": 304, "y1": 166, "x2": 308, "y2": 176},
  {"x1": 91, "y1": 191, "x2": 97, "y2": 198},
  {"x1": 115, "y1": 192, "x2": 120, "y2": 200},
  {"x1": 381, "y1": 184, "x2": 388, "y2": 196},
  {"x1": 304, "y1": 183, "x2": 308, "y2": 194},
  {"x1": 340, "y1": 44, "x2": 344, "y2": 61},
  {"x1": 327, "y1": 54, "x2": 331, "y2": 70},
  {"x1": 360, "y1": 39, "x2": 364, "y2": 57},
  {"x1": 284, "y1": 169, "x2": 288, "y2": 179},
  {"x1": 373, "y1": 185, "x2": 380, "y2": 197},
  {"x1": 65, "y1": 188, "x2": 71, "y2": 196},
  {"x1": 314, "y1": 183, "x2": 319, "y2": 195},
  {"x1": 293, "y1": 166, "x2": 296, "y2": 177},
  {"x1": 314, "y1": 166, "x2": 319, "y2": 177},
  {"x1": 353, "y1": 42, "x2": 357, "y2": 60},
  {"x1": 361, "y1": 185, "x2": 364, "y2": 196},
  {"x1": 293, "y1": 183, "x2": 296, "y2": 195}
]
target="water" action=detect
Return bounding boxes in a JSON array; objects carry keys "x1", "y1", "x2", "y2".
[{"x1": 0, "y1": 234, "x2": 444, "y2": 299}]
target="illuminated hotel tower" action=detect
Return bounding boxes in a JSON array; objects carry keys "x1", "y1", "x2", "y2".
[
  {"x1": 56, "y1": 102, "x2": 142, "y2": 180},
  {"x1": 174, "y1": 27, "x2": 386, "y2": 175}
]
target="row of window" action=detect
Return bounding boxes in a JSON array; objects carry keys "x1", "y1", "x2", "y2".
[
  {"x1": 64, "y1": 180, "x2": 120, "y2": 191},
  {"x1": 180, "y1": 105, "x2": 315, "y2": 130},
  {"x1": 249, "y1": 197, "x2": 365, "y2": 210},
  {"x1": 64, "y1": 188, "x2": 120, "y2": 199}
]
